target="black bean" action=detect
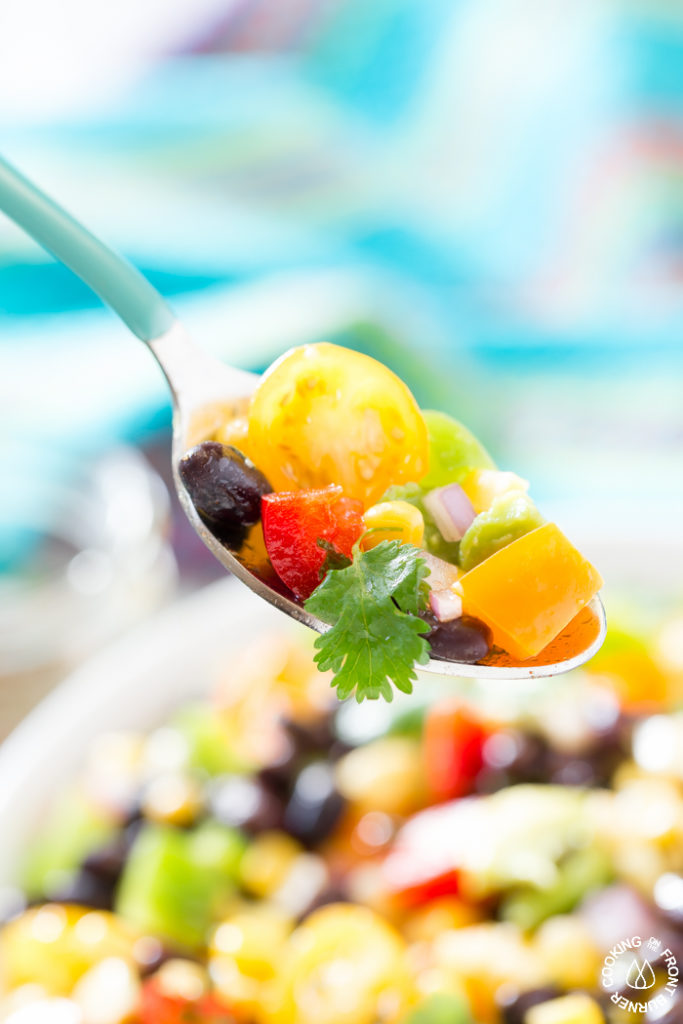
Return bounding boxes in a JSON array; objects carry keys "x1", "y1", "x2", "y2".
[
  {"x1": 178, "y1": 441, "x2": 272, "y2": 543},
  {"x1": 209, "y1": 775, "x2": 284, "y2": 834},
  {"x1": 50, "y1": 868, "x2": 116, "y2": 911},
  {"x1": 586, "y1": 715, "x2": 632, "y2": 786},
  {"x1": 421, "y1": 614, "x2": 491, "y2": 664},
  {"x1": 82, "y1": 834, "x2": 129, "y2": 883},
  {"x1": 124, "y1": 816, "x2": 146, "y2": 849},
  {"x1": 283, "y1": 761, "x2": 345, "y2": 848},
  {"x1": 257, "y1": 717, "x2": 349, "y2": 804},
  {"x1": 483, "y1": 729, "x2": 549, "y2": 783},
  {"x1": 282, "y1": 714, "x2": 339, "y2": 757},
  {"x1": 548, "y1": 755, "x2": 599, "y2": 788},
  {"x1": 257, "y1": 738, "x2": 300, "y2": 800},
  {"x1": 137, "y1": 943, "x2": 204, "y2": 976},
  {"x1": 475, "y1": 767, "x2": 513, "y2": 794}
]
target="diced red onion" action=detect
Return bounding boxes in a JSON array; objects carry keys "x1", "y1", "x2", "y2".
[
  {"x1": 423, "y1": 484, "x2": 476, "y2": 542},
  {"x1": 421, "y1": 551, "x2": 461, "y2": 590},
  {"x1": 429, "y1": 588, "x2": 463, "y2": 623}
]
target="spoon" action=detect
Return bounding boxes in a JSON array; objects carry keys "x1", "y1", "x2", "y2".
[{"x1": 0, "y1": 155, "x2": 606, "y2": 679}]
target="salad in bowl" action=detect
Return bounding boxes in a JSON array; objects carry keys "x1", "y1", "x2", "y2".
[{"x1": 1, "y1": 605, "x2": 682, "y2": 1024}]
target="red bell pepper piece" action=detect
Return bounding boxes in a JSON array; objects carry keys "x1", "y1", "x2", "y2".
[
  {"x1": 261, "y1": 485, "x2": 364, "y2": 600},
  {"x1": 390, "y1": 868, "x2": 462, "y2": 908},
  {"x1": 381, "y1": 800, "x2": 473, "y2": 908},
  {"x1": 423, "y1": 700, "x2": 490, "y2": 801},
  {"x1": 141, "y1": 976, "x2": 237, "y2": 1024}
]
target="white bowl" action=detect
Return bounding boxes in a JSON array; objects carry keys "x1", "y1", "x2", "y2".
[{"x1": 0, "y1": 580, "x2": 284, "y2": 886}]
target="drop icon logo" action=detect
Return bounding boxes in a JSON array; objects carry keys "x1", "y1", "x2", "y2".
[
  {"x1": 625, "y1": 957, "x2": 656, "y2": 990},
  {"x1": 601, "y1": 935, "x2": 678, "y2": 1014}
]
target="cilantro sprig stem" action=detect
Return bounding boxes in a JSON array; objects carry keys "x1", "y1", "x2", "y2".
[{"x1": 304, "y1": 540, "x2": 431, "y2": 702}]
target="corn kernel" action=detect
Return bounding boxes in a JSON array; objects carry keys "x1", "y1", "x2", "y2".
[
  {"x1": 361, "y1": 501, "x2": 424, "y2": 550},
  {"x1": 154, "y1": 959, "x2": 209, "y2": 1001},
  {"x1": 211, "y1": 905, "x2": 293, "y2": 981},
  {"x1": 525, "y1": 994, "x2": 604, "y2": 1024},
  {"x1": 239, "y1": 832, "x2": 303, "y2": 899},
  {"x1": 209, "y1": 956, "x2": 260, "y2": 1016},
  {"x1": 534, "y1": 915, "x2": 601, "y2": 989},
  {"x1": 72, "y1": 957, "x2": 141, "y2": 1024},
  {"x1": 404, "y1": 897, "x2": 481, "y2": 944},
  {"x1": 335, "y1": 737, "x2": 425, "y2": 815},
  {"x1": 433, "y1": 924, "x2": 546, "y2": 1024},
  {"x1": 140, "y1": 772, "x2": 204, "y2": 827}
]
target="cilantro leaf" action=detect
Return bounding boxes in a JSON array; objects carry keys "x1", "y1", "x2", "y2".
[{"x1": 304, "y1": 541, "x2": 431, "y2": 702}]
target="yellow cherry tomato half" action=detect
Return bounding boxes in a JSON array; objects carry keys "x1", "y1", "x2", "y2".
[
  {"x1": 267, "y1": 903, "x2": 414, "y2": 1024},
  {"x1": 0, "y1": 904, "x2": 136, "y2": 995},
  {"x1": 247, "y1": 344, "x2": 429, "y2": 507}
]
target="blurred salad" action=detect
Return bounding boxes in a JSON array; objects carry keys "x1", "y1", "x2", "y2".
[
  {"x1": 1, "y1": 609, "x2": 683, "y2": 1023},
  {"x1": 179, "y1": 343, "x2": 603, "y2": 700}
]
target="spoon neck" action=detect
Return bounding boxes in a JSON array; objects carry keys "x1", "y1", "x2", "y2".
[{"x1": 149, "y1": 322, "x2": 258, "y2": 418}]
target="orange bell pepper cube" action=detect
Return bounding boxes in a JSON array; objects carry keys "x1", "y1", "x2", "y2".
[{"x1": 459, "y1": 522, "x2": 603, "y2": 660}]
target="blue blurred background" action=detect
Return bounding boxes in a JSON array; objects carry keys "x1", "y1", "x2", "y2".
[{"x1": 1, "y1": 0, "x2": 683, "y2": 726}]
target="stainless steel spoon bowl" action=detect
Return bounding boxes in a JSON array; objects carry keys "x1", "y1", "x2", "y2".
[{"x1": 0, "y1": 155, "x2": 606, "y2": 680}]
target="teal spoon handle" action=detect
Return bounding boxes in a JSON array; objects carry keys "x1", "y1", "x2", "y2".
[{"x1": 0, "y1": 155, "x2": 176, "y2": 343}]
